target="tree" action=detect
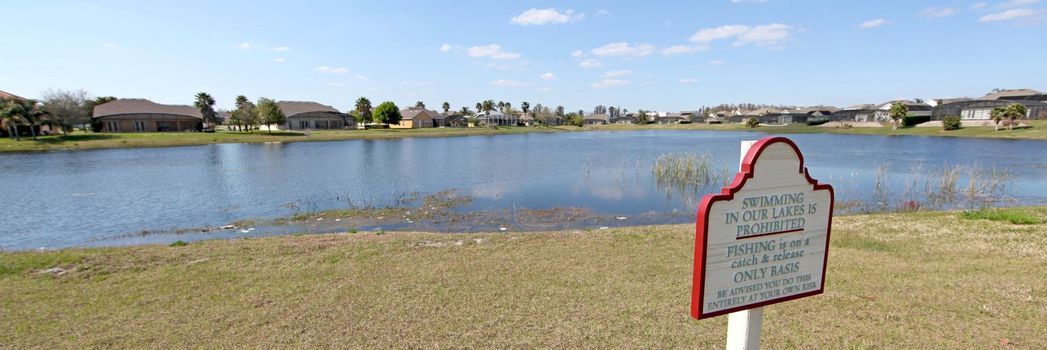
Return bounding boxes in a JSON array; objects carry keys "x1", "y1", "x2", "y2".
[
  {"x1": 1, "y1": 98, "x2": 47, "y2": 140},
  {"x1": 482, "y1": 100, "x2": 495, "y2": 114},
  {"x1": 442, "y1": 101, "x2": 450, "y2": 114},
  {"x1": 415, "y1": 101, "x2": 425, "y2": 109},
  {"x1": 496, "y1": 101, "x2": 505, "y2": 112},
  {"x1": 373, "y1": 101, "x2": 402, "y2": 125},
  {"x1": 86, "y1": 96, "x2": 116, "y2": 132},
  {"x1": 40, "y1": 89, "x2": 90, "y2": 135},
  {"x1": 555, "y1": 106, "x2": 565, "y2": 117},
  {"x1": 566, "y1": 113, "x2": 584, "y2": 127},
  {"x1": 1005, "y1": 103, "x2": 1027, "y2": 131},
  {"x1": 230, "y1": 95, "x2": 256, "y2": 132},
  {"x1": 990, "y1": 107, "x2": 1006, "y2": 131},
  {"x1": 459, "y1": 106, "x2": 472, "y2": 115},
  {"x1": 888, "y1": 102, "x2": 908, "y2": 130},
  {"x1": 942, "y1": 116, "x2": 962, "y2": 131},
  {"x1": 593, "y1": 105, "x2": 607, "y2": 115},
  {"x1": 475, "y1": 102, "x2": 482, "y2": 113},
  {"x1": 256, "y1": 98, "x2": 285, "y2": 133},
  {"x1": 636, "y1": 110, "x2": 648, "y2": 124},
  {"x1": 520, "y1": 101, "x2": 530, "y2": 115},
  {"x1": 354, "y1": 97, "x2": 373, "y2": 124},
  {"x1": 194, "y1": 92, "x2": 218, "y2": 129}
]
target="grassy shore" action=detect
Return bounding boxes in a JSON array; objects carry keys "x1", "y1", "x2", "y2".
[
  {"x1": 2, "y1": 207, "x2": 1044, "y2": 348},
  {"x1": 2, "y1": 120, "x2": 1043, "y2": 153}
]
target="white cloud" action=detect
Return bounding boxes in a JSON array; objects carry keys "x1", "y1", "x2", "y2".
[
  {"x1": 920, "y1": 7, "x2": 958, "y2": 18},
  {"x1": 589, "y1": 79, "x2": 629, "y2": 89},
  {"x1": 271, "y1": 46, "x2": 290, "y2": 52},
  {"x1": 979, "y1": 8, "x2": 1035, "y2": 21},
  {"x1": 510, "y1": 8, "x2": 583, "y2": 25},
  {"x1": 467, "y1": 44, "x2": 521, "y2": 60},
  {"x1": 591, "y1": 42, "x2": 655, "y2": 57},
  {"x1": 709, "y1": 60, "x2": 726, "y2": 65},
  {"x1": 859, "y1": 18, "x2": 888, "y2": 29},
  {"x1": 316, "y1": 66, "x2": 349, "y2": 74},
  {"x1": 661, "y1": 44, "x2": 707, "y2": 55},
  {"x1": 273, "y1": 57, "x2": 286, "y2": 62},
  {"x1": 971, "y1": 2, "x2": 988, "y2": 9},
  {"x1": 1004, "y1": 0, "x2": 1040, "y2": 6},
  {"x1": 680, "y1": 78, "x2": 700, "y2": 84},
  {"x1": 402, "y1": 80, "x2": 434, "y2": 86},
  {"x1": 440, "y1": 43, "x2": 451, "y2": 52},
  {"x1": 355, "y1": 74, "x2": 369, "y2": 80},
  {"x1": 571, "y1": 49, "x2": 584, "y2": 57},
  {"x1": 595, "y1": 9, "x2": 612, "y2": 17},
  {"x1": 691, "y1": 24, "x2": 794, "y2": 46},
  {"x1": 491, "y1": 79, "x2": 529, "y2": 87},
  {"x1": 578, "y1": 58, "x2": 603, "y2": 68},
  {"x1": 601, "y1": 69, "x2": 631, "y2": 78},
  {"x1": 540, "y1": 72, "x2": 556, "y2": 80},
  {"x1": 235, "y1": 42, "x2": 253, "y2": 49}
]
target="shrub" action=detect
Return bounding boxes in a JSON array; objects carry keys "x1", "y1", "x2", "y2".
[
  {"x1": 942, "y1": 116, "x2": 962, "y2": 131},
  {"x1": 806, "y1": 119, "x2": 830, "y2": 126},
  {"x1": 169, "y1": 240, "x2": 188, "y2": 247},
  {"x1": 901, "y1": 115, "x2": 931, "y2": 127},
  {"x1": 961, "y1": 209, "x2": 1043, "y2": 225},
  {"x1": 746, "y1": 117, "x2": 759, "y2": 128}
]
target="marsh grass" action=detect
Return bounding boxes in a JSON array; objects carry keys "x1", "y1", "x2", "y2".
[
  {"x1": 1, "y1": 209, "x2": 1044, "y2": 348},
  {"x1": 871, "y1": 162, "x2": 1013, "y2": 212},
  {"x1": 652, "y1": 153, "x2": 729, "y2": 203}
]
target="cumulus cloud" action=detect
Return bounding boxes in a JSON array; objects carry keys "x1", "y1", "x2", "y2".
[
  {"x1": 690, "y1": 24, "x2": 794, "y2": 46},
  {"x1": 920, "y1": 7, "x2": 958, "y2": 18},
  {"x1": 979, "y1": 8, "x2": 1036, "y2": 21},
  {"x1": 589, "y1": 79, "x2": 629, "y2": 88},
  {"x1": 601, "y1": 70, "x2": 631, "y2": 78},
  {"x1": 440, "y1": 43, "x2": 451, "y2": 52},
  {"x1": 467, "y1": 44, "x2": 521, "y2": 60},
  {"x1": 680, "y1": 78, "x2": 700, "y2": 84},
  {"x1": 491, "y1": 79, "x2": 529, "y2": 87},
  {"x1": 571, "y1": 49, "x2": 584, "y2": 57},
  {"x1": 859, "y1": 19, "x2": 888, "y2": 29},
  {"x1": 578, "y1": 58, "x2": 603, "y2": 68},
  {"x1": 316, "y1": 66, "x2": 349, "y2": 74},
  {"x1": 540, "y1": 72, "x2": 556, "y2": 80},
  {"x1": 590, "y1": 42, "x2": 656, "y2": 57},
  {"x1": 235, "y1": 42, "x2": 253, "y2": 49},
  {"x1": 511, "y1": 8, "x2": 583, "y2": 25},
  {"x1": 661, "y1": 44, "x2": 707, "y2": 55}
]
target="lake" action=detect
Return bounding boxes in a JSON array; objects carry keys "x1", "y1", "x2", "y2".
[{"x1": 2, "y1": 130, "x2": 1044, "y2": 250}]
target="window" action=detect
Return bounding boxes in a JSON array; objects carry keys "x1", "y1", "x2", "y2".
[
  {"x1": 106, "y1": 121, "x2": 119, "y2": 132},
  {"x1": 132, "y1": 121, "x2": 147, "y2": 131}
]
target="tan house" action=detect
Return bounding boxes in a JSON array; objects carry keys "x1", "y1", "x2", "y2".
[
  {"x1": 277, "y1": 101, "x2": 349, "y2": 130},
  {"x1": 583, "y1": 114, "x2": 609, "y2": 125},
  {"x1": 392, "y1": 108, "x2": 437, "y2": 128},
  {"x1": 92, "y1": 98, "x2": 202, "y2": 132}
]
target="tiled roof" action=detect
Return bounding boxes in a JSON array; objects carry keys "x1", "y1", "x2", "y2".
[
  {"x1": 93, "y1": 98, "x2": 202, "y2": 119},
  {"x1": 276, "y1": 101, "x2": 341, "y2": 117}
]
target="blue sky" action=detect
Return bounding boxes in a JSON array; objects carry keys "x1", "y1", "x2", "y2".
[{"x1": 4, "y1": 0, "x2": 1046, "y2": 112}]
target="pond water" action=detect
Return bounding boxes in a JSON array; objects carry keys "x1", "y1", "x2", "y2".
[{"x1": 2, "y1": 130, "x2": 1044, "y2": 250}]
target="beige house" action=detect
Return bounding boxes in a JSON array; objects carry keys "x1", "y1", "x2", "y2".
[
  {"x1": 392, "y1": 108, "x2": 437, "y2": 128},
  {"x1": 92, "y1": 98, "x2": 202, "y2": 132},
  {"x1": 277, "y1": 101, "x2": 349, "y2": 130}
]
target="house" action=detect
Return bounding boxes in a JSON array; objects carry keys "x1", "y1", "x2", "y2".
[
  {"x1": 277, "y1": 101, "x2": 350, "y2": 130},
  {"x1": 393, "y1": 107, "x2": 437, "y2": 128},
  {"x1": 873, "y1": 100, "x2": 932, "y2": 121},
  {"x1": 981, "y1": 88, "x2": 1046, "y2": 101},
  {"x1": 933, "y1": 99, "x2": 1047, "y2": 122},
  {"x1": 519, "y1": 113, "x2": 535, "y2": 126},
  {"x1": 656, "y1": 113, "x2": 686, "y2": 124},
  {"x1": 833, "y1": 104, "x2": 879, "y2": 122},
  {"x1": 476, "y1": 110, "x2": 519, "y2": 126},
  {"x1": 92, "y1": 98, "x2": 202, "y2": 132},
  {"x1": 583, "y1": 114, "x2": 609, "y2": 125},
  {"x1": 433, "y1": 113, "x2": 468, "y2": 127},
  {"x1": 609, "y1": 115, "x2": 635, "y2": 124},
  {"x1": 0, "y1": 90, "x2": 64, "y2": 136}
]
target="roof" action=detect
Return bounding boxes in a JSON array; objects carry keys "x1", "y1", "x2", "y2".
[
  {"x1": 584, "y1": 113, "x2": 610, "y2": 121},
  {"x1": 400, "y1": 108, "x2": 439, "y2": 120},
  {"x1": 0, "y1": 90, "x2": 26, "y2": 100},
  {"x1": 877, "y1": 100, "x2": 932, "y2": 110},
  {"x1": 751, "y1": 107, "x2": 784, "y2": 116},
  {"x1": 982, "y1": 89, "x2": 1042, "y2": 100},
  {"x1": 843, "y1": 104, "x2": 877, "y2": 110},
  {"x1": 93, "y1": 98, "x2": 202, "y2": 119},
  {"x1": 276, "y1": 101, "x2": 341, "y2": 117}
]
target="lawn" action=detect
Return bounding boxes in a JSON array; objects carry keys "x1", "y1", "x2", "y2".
[
  {"x1": 2, "y1": 207, "x2": 1044, "y2": 348},
  {"x1": 1, "y1": 120, "x2": 1043, "y2": 153}
]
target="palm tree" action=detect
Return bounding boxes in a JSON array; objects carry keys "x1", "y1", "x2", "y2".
[
  {"x1": 496, "y1": 101, "x2": 504, "y2": 112},
  {"x1": 194, "y1": 92, "x2": 218, "y2": 130},
  {"x1": 888, "y1": 102, "x2": 908, "y2": 130},
  {"x1": 0, "y1": 98, "x2": 27, "y2": 140},
  {"x1": 521, "y1": 101, "x2": 530, "y2": 115},
  {"x1": 475, "y1": 102, "x2": 482, "y2": 113},
  {"x1": 1005, "y1": 103, "x2": 1027, "y2": 131},
  {"x1": 354, "y1": 97, "x2": 373, "y2": 125},
  {"x1": 990, "y1": 107, "x2": 1006, "y2": 131},
  {"x1": 441, "y1": 101, "x2": 450, "y2": 114},
  {"x1": 2, "y1": 99, "x2": 47, "y2": 140}
]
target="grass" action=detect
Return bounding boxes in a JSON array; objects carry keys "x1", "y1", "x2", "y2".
[
  {"x1": 2, "y1": 120, "x2": 1044, "y2": 152},
  {"x1": 962, "y1": 208, "x2": 1045, "y2": 225},
  {"x1": 1, "y1": 208, "x2": 1045, "y2": 348}
]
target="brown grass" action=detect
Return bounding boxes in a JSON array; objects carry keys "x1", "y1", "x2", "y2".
[{"x1": 1, "y1": 208, "x2": 1045, "y2": 348}]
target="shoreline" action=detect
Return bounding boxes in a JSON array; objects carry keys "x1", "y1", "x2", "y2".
[
  {"x1": 1, "y1": 121, "x2": 1044, "y2": 153},
  {"x1": 1, "y1": 207, "x2": 1043, "y2": 348}
]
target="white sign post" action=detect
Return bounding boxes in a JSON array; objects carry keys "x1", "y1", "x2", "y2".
[{"x1": 690, "y1": 137, "x2": 835, "y2": 350}]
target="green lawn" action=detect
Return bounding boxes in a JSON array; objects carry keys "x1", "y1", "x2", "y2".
[
  {"x1": 2, "y1": 207, "x2": 1044, "y2": 348},
  {"x1": 1, "y1": 120, "x2": 1043, "y2": 153}
]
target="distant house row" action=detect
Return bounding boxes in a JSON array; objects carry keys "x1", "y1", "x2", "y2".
[{"x1": 93, "y1": 99, "x2": 351, "y2": 132}]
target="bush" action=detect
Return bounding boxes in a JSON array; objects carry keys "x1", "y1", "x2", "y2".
[
  {"x1": 902, "y1": 115, "x2": 931, "y2": 127},
  {"x1": 746, "y1": 118, "x2": 759, "y2": 128},
  {"x1": 169, "y1": 240, "x2": 188, "y2": 247},
  {"x1": 806, "y1": 119, "x2": 830, "y2": 126},
  {"x1": 942, "y1": 116, "x2": 962, "y2": 131}
]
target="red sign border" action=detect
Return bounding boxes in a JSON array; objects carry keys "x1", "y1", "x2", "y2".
[{"x1": 690, "y1": 136, "x2": 835, "y2": 320}]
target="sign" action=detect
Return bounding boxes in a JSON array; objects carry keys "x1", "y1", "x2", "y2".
[{"x1": 691, "y1": 137, "x2": 834, "y2": 320}]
